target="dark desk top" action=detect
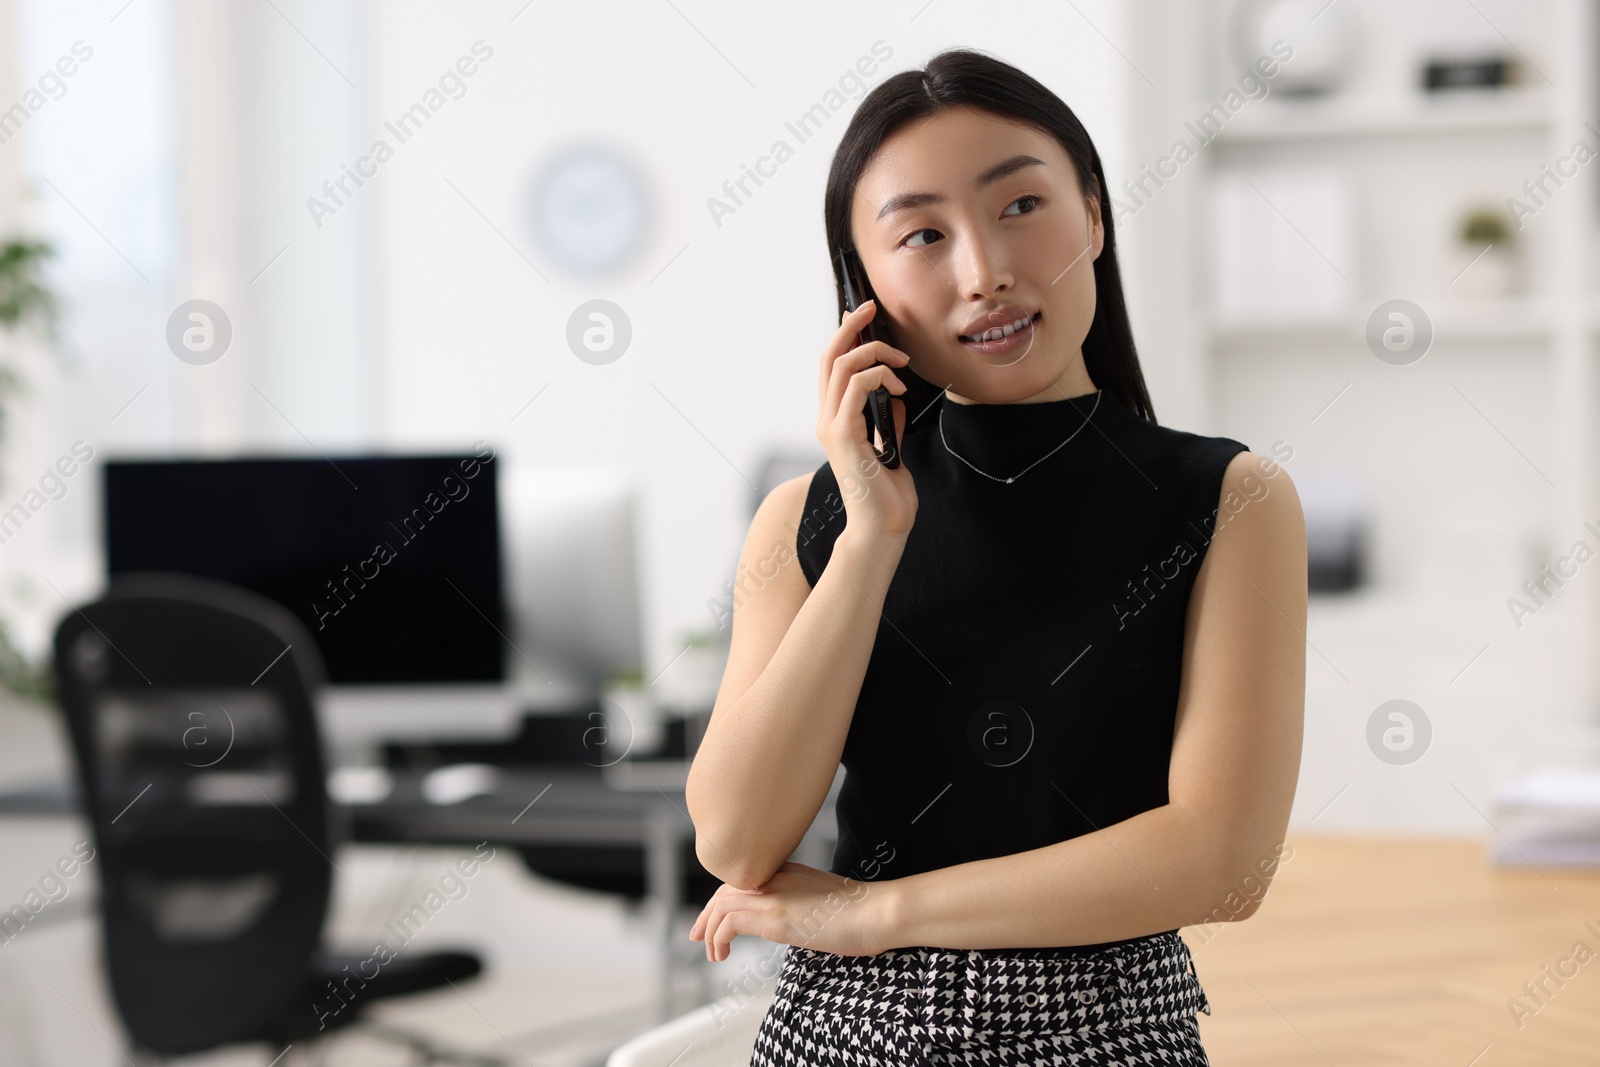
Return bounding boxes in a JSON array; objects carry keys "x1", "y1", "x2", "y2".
[
  {"x1": 347, "y1": 765, "x2": 696, "y2": 846},
  {"x1": 0, "y1": 774, "x2": 73, "y2": 815},
  {"x1": 0, "y1": 762, "x2": 698, "y2": 848}
]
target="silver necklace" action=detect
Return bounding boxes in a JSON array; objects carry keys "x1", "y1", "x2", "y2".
[{"x1": 938, "y1": 389, "x2": 1102, "y2": 484}]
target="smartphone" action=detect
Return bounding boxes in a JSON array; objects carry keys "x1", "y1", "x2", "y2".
[{"x1": 836, "y1": 246, "x2": 901, "y2": 469}]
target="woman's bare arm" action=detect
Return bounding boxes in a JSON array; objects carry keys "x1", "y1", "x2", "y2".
[
  {"x1": 689, "y1": 295, "x2": 915, "y2": 891},
  {"x1": 685, "y1": 469, "x2": 904, "y2": 891}
]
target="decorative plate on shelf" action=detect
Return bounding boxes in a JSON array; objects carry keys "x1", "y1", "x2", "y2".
[{"x1": 1230, "y1": 0, "x2": 1358, "y2": 96}]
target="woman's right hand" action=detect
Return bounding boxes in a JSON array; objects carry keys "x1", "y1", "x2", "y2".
[{"x1": 816, "y1": 298, "x2": 918, "y2": 542}]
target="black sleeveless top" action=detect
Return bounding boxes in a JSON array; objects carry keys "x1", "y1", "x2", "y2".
[{"x1": 795, "y1": 386, "x2": 1249, "y2": 951}]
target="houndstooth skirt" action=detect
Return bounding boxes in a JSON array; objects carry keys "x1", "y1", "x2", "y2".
[{"x1": 748, "y1": 930, "x2": 1212, "y2": 1066}]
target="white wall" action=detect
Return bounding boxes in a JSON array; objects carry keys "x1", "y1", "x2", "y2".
[
  {"x1": 0, "y1": 0, "x2": 183, "y2": 650},
  {"x1": 301, "y1": 0, "x2": 1128, "y2": 682},
  {"x1": 0, "y1": 0, "x2": 1129, "y2": 707}
]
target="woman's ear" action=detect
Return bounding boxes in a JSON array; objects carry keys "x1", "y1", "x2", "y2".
[{"x1": 1086, "y1": 176, "x2": 1105, "y2": 262}]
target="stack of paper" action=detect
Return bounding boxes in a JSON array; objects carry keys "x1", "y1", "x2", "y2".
[{"x1": 1490, "y1": 766, "x2": 1600, "y2": 867}]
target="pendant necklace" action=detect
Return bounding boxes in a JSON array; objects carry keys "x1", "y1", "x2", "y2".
[{"x1": 937, "y1": 389, "x2": 1102, "y2": 484}]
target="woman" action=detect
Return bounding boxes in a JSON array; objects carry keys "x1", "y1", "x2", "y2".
[{"x1": 685, "y1": 48, "x2": 1305, "y2": 1065}]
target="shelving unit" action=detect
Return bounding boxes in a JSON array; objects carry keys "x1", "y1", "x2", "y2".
[
  {"x1": 1204, "y1": 295, "x2": 1560, "y2": 344},
  {"x1": 1210, "y1": 86, "x2": 1552, "y2": 142},
  {"x1": 1123, "y1": 0, "x2": 1599, "y2": 832}
]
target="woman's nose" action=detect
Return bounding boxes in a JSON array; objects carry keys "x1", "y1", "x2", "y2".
[{"x1": 958, "y1": 231, "x2": 1013, "y2": 299}]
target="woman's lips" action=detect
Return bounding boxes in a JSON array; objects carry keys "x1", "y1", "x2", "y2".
[{"x1": 961, "y1": 311, "x2": 1041, "y2": 356}]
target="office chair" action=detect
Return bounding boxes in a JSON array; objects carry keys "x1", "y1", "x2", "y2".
[{"x1": 52, "y1": 573, "x2": 491, "y2": 1062}]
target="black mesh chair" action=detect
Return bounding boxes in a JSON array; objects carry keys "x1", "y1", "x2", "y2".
[{"x1": 52, "y1": 573, "x2": 488, "y2": 1061}]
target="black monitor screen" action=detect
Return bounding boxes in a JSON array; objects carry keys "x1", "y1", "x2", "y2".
[{"x1": 104, "y1": 452, "x2": 505, "y2": 684}]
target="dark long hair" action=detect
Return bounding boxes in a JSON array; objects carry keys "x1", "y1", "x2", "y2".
[{"x1": 824, "y1": 47, "x2": 1156, "y2": 427}]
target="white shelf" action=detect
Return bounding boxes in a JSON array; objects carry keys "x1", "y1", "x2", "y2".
[
  {"x1": 1211, "y1": 89, "x2": 1552, "y2": 144},
  {"x1": 1127, "y1": 0, "x2": 1600, "y2": 829},
  {"x1": 1205, "y1": 297, "x2": 1557, "y2": 345}
]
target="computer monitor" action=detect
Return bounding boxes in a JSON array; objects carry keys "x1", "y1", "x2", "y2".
[
  {"x1": 500, "y1": 468, "x2": 644, "y2": 690},
  {"x1": 103, "y1": 453, "x2": 505, "y2": 686}
]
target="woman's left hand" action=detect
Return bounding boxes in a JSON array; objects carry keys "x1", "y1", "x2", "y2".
[{"x1": 688, "y1": 861, "x2": 897, "y2": 962}]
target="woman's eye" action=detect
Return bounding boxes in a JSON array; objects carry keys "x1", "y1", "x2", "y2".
[
  {"x1": 1002, "y1": 195, "x2": 1041, "y2": 217},
  {"x1": 903, "y1": 228, "x2": 941, "y2": 249}
]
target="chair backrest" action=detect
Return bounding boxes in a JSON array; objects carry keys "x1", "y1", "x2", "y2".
[{"x1": 52, "y1": 572, "x2": 333, "y2": 1055}]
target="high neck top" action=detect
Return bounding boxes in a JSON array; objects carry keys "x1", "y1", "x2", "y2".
[
  {"x1": 793, "y1": 384, "x2": 1251, "y2": 953},
  {"x1": 934, "y1": 387, "x2": 1106, "y2": 483}
]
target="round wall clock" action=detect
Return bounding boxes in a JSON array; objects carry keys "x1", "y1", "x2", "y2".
[{"x1": 529, "y1": 144, "x2": 649, "y2": 275}]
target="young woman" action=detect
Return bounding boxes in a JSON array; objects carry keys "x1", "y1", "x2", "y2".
[{"x1": 686, "y1": 48, "x2": 1306, "y2": 1065}]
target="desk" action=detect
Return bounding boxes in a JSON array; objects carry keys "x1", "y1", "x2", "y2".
[
  {"x1": 1187, "y1": 834, "x2": 1600, "y2": 1065},
  {"x1": 0, "y1": 763, "x2": 835, "y2": 1021},
  {"x1": 349, "y1": 764, "x2": 706, "y2": 1019}
]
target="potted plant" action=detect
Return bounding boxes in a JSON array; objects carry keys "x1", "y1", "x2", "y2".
[
  {"x1": 0, "y1": 237, "x2": 59, "y2": 707},
  {"x1": 1452, "y1": 205, "x2": 1519, "y2": 300},
  {"x1": 600, "y1": 665, "x2": 660, "y2": 761}
]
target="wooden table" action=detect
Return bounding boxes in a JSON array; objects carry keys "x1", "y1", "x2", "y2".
[{"x1": 1184, "y1": 834, "x2": 1600, "y2": 1066}]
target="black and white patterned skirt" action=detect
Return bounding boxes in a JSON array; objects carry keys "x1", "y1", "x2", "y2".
[{"x1": 748, "y1": 930, "x2": 1212, "y2": 1065}]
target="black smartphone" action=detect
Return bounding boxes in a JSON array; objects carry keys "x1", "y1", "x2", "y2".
[{"x1": 836, "y1": 246, "x2": 901, "y2": 469}]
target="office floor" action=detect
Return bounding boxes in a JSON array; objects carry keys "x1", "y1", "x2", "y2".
[{"x1": 1189, "y1": 834, "x2": 1600, "y2": 1066}]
